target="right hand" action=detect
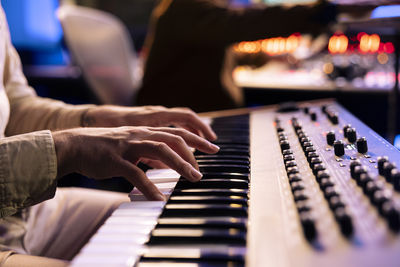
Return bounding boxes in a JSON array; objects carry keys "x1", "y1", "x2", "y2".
[{"x1": 52, "y1": 126, "x2": 220, "y2": 200}]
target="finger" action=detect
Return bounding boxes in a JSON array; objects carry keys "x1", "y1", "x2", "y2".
[
  {"x1": 141, "y1": 158, "x2": 169, "y2": 169},
  {"x1": 118, "y1": 159, "x2": 165, "y2": 201},
  {"x1": 127, "y1": 141, "x2": 203, "y2": 182},
  {"x1": 150, "y1": 127, "x2": 219, "y2": 154},
  {"x1": 144, "y1": 131, "x2": 199, "y2": 169},
  {"x1": 167, "y1": 109, "x2": 217, "y2": 141}
]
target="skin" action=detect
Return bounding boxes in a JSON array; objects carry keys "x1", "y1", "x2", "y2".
[{"x1": 52, "y1": 106, "x2": 219, "y2": 201}]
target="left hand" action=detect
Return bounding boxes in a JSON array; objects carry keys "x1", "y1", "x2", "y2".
[{"x1": 82, "y1": 105, "x2": 217, "y2": 141}]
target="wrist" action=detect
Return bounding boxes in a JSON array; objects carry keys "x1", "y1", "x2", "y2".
[
  {"x1": 52, "y1": 130, "x2": 77, "y2": 178},
  {"x1": 81, "y1": 107, "x2": 96, "y2": 127}
]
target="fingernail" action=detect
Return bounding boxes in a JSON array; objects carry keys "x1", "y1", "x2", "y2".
[
  {"x1": 210, "y1": 143, "x2": 220, "y2": 151},
  {"x1": 191, "y1": 168, "x2": 203, "y2": 181}
]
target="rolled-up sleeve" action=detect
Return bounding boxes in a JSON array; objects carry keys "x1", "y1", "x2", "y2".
[{"x1": 0, "y1": 130, "x2": 57, "y2": 218}]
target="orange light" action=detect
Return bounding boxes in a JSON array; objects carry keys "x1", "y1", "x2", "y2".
[
  {"x1": 234, "y1": 35, "x2": 302, "y2": 55},
  {"x1": 360, "y1": 34, "x2": 381, "y2": 53},
  {"x1": 328, "y1": 35, "x2": 348, "y2": 54}
]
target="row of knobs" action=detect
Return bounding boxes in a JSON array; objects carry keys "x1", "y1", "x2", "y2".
[
  {"x1": 303, "y1": 105, "x2": 339, "y2": 125},
  {"x1": 292, "y1": 118, "x2": 354, "y2": 237},
  {"x1": 350, "y1": 159, "x2": 400, "y2": 232},
  {"x1": 276, "y1": 120, "x2": 318, "y2": 242},
  {"x1": 326, "y1": 125, "x2": 368, "y2": 156}
]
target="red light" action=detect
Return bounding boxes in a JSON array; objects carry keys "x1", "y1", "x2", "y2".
[
  {"x1": 384, "y1": 42, "x2": 395, "y2": 54},
  {"x1": 357, "y1": 32, "x2": 367, "y2": 41}
]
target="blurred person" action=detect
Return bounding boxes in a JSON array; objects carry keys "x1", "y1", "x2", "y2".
[
  {"x1": 0, "y1": 3, "x2": 218, "y2": 266},
  {"x1": 136, "y1": 0, "x2": 339, "y2": 112}
]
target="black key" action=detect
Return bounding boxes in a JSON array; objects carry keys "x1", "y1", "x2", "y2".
[
  {"x1": 197, "y1": 159, "x2": 250, "y2": 166},
  {"x1": 157, "y1": 217, "x2": 247, "y2": 230},
  {"x1": 202, "y1": 172, "x2": 249, "y2": 181},
  {"x1": 199, "y1": 164, "x2": 250, "y2": 174},
  {"x1": 173, "y1": 189, "x2": 248, "y2": 197},
  {"x1": 162, "y1": 204, "x2": 248, "y2": 217},
  {"x1": 176, "y1": 179, "x2": 248, "y2": 190},
  {"x1": 195, "y1": 155, "x2": 249, "y2": 161},
  {"x1": 148, "y1": 228, "x2": 246, "y2": 245},
  {"x1": 140, "y1": 245, "x2": 246, "y2": 264},
  {"x1": 168, "y1": 196, "x2": 248, "y2": 206}
]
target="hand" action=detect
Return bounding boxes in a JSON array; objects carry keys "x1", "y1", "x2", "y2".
[
  {"x1": 82, "y1": 105, "x2": 217, "y2": 141},
  {"x1": 52, "y1": 126, "x2": 219, "y2": 200}
]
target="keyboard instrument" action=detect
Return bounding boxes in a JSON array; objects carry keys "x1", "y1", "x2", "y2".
[{"x1": 71, "y1": 99, "x2": 400, "y2": 267}]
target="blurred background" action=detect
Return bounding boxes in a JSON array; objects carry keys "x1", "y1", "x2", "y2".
[{"x1": 2, "y1": 0, "x2": 400, "y2": 142}]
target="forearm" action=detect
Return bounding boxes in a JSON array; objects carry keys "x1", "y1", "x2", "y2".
[{"x1": 6, "y1": 95, "x2": 95, "y2": 135}]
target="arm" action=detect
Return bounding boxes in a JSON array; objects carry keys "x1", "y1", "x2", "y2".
[{"x1": 2, "y1": 28, "x2": 93, "y2": 135}]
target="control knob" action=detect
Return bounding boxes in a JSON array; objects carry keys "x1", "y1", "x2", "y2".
[
  {"x1": 356, "y1": 137, "x2": 368, "y2": 154},
  {"x1": 326, "y1": 131, "x2": 335, "y2": 146},
  {"x1": 334, "y1": 140, "x2": 345, "y2": 157}
]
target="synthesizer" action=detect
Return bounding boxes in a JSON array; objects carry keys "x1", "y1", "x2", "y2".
[{"x1": 71, "y1": 99, "x2": 400, "y2": 267}]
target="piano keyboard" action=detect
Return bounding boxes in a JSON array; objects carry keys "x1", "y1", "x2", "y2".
[{"x1": 72, "y1": 99, "x2": 400, "y2": 267}]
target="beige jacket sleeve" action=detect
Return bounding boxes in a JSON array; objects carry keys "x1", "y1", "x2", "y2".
[
  {"x1": 4, "y1": 43, "x2": 94, "y2": 135},
  {"x1": 0, "y1": 8, "x2": 95, "y2": 217}
]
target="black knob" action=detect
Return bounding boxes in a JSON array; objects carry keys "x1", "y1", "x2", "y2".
[
  {"x1": 313, "y1": 163, "x2": 326, "y2": 175},
  {"x1": 383, "y1": 162, "x2": 396, "y2": 183},
  {"x1": 296, "y1": 200, "x2": 311, "y2": 212},
  {"x1": 282, "y1": 149, "x2": 293, "y2": 155},
  {"x1": 319, "y1": 177, "x2": 334, "y2": 190},
  {"x1": 302, "y1": 142, "x2": 313, "y2": 150},
  {"x1": 300, "y1": 137, "x2": 311, "y2": 144},
  {"x1": 310, "y1": 112, "x2": 317, "y2": 121},
  {"x1": 283, "y1": 154, "x2": 295, "y2": 162},
  {"x1": 310, "y1": 157, "x2": 322, "y2": 168},
  {"x1": 350, "y1": 160, "x2": 362, "y2": 178},
  {"x1": 371, "y1": 190, "x2": 391, "y2": 214},
  {"x1": 285, "y1": 160, "x2": 297, "y2": 169},
  {"x1": 326, "y1": 131, "x2": 336, "y2": 146},
  {"x1": 299, "y1": 212, "x2": 317, "y2": 242},
  {"x1": 343, "y1": 124, "x2": 352, "y2": 138},
  {"x1": 334, "y1": 140, "x2": 345, "y2": 157},
  {"x1": 347, "y1": 128, "x2": 357, "y2": 143},
  {"x1": 330, "y1": 113, "x2": 339, "y2": 125},
  {"x1": 354, "y1": 166, "x2": 368, "y2": 184},
  {"x1": 359, "y1": 173, "x2": 373, "y2": 189},
  {"x1": 377, "y1": 156, "x2": 389, "y2": 175},
  {"x1": 391, "y1": 169, "x2": 400, "y2": 191},
  {"x1": 334, "y1": 207, "x2": 353, "y2": 237},
  {"x1": 382, "y1": 202, "x2": 400, "y2": 232},
  {"x1": 293, "y1": 190, "x2": 308, "y2": 202},
  {"x1": 291, "y1": 181, "x2": 305, "y2": 192},
  {"x1": 356, "y1": 137, "x2": 368, "y2": 154},
  {"x1": 321, "y1": 105, "x2": 327, "y2": 114},
  {"x1": 329, "y1": 196, "x2": 345, "y2": 210},
  {"x1": 305, "y1": 146, "x2": 316, "y2": 157},
  {"x1": 324, "y1": 186, "x2": 339, "y2": 200},
  {"x1": 303, "y1": 107, "x2": 309, "y2": 114},
  {"x1": 307, "y1": 152, "x2": 319, "y2": 163},
  {"x1": 288, "y1": 173, "x2": 302, "y2": 183},
  {"x1": 316, "y1": 170, "x2": 330, "y2": 183},
  {"x1": 364, "y1": 181, "x2": 380, "y2": 198},
  {"x1": 287, "y1": 166, "x2": 299, "y2": 175},
  {"x1": 280, "y1": 140, "x2": 290, "y2": 151}
]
